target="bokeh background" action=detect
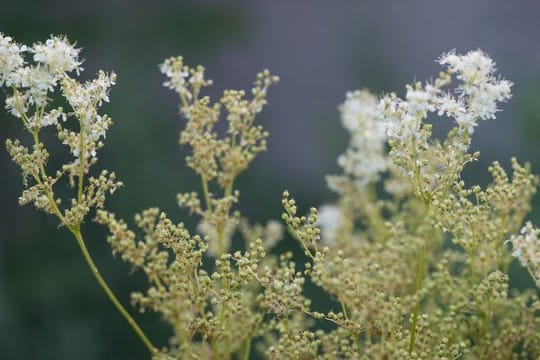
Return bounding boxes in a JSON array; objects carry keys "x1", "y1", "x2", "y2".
[{"x1": 1, "y1": 1, "x2": 540, "y2": 358}]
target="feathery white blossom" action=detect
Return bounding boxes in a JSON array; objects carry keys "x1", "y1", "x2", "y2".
[
  {"x1": 377, "y1": 50, "x2": 513, "y2": 203},
  {"x1": 19, "y1": 107, "x2": 67, "y2": 129},
  {"x1": 438, "y1": 50, "x2": 512, "y2": 122},
  {"x1": 160, "y1": 56, "x2": 212, "y2": 104},
  {"x1": 7, "y1": 66, "x2": 56, "y2": 106},
  {"x1": 0, "y1": 33, "x2": 26, "y2": 86},
  {"x1": 4, "y1": 93, "x2": 26, "y2": 118},
  {"x1": 381, "y1": 50, "x2": 512, "y2": 143},
  {"x1": 59, "y1": 70, "x2": 116, "y2": 162},
  {"x1": 379, "y1": 93, "x2": 427, "y2": 143},
  {"x1": 438, "y1": 50, "x2": 495, "y2": 84},
  {"x1": 61, "y1": 70, "x2": 116, "y2": 112},
  {"x1": 31, "y1": 35, "x2": 82, "y2": 74},
  {"x1": 405, "y1": 83, "x2": 438, "y2": 115},
  {"x1": 335, "y1": 90, "x2": 388, "y2": 187}
]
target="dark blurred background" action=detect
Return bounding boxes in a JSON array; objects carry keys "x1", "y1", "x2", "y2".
[{"x1": 1, "y1": 0, "x2": 540, "y2": 358}]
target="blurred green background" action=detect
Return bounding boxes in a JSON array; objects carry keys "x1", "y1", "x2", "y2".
[{"x1": 1, "y1": 0, "x2": 540, "y2": 358}]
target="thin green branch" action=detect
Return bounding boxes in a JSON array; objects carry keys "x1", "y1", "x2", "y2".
[
  {"x1": 71, "y1": 228, "x2": 157, "y2": 355},
  {"x1": 408, "y1": 245, "x2": 426, "y2": 354}
]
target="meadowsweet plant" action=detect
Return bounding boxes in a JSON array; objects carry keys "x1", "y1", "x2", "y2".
[{"x1": 2, "y1": 33, "x2": 540, "y2": 359}]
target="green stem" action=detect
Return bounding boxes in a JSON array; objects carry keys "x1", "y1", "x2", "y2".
[
  {"x1": 380, "y1": 332, "x2": 385, "y2": 359},
  {"x1": 78, "y1": 125, "x2": 85, "y2": 201},
  {"x1": 242, "y1": 336, "x2": 252, "y2": 360},
  {"x1": 212, "y1": 338, "x2": 220, "y2": 359},
  {"x1": 216, "y1": 176, "x2": 236, "y2": 256},
  {"x1": 340, "y1": 300, "x2": 349, "y2": 321},
  {"x1": 201, "y1": 176, "x2": 212, "y2": 213},
  {"x1": 241, "y1": 315, "x2": 263, "y2": 360},
  {"x1": 223, "y1": 175, "x2": 235, "y2": 204},
  {"x1": 408, "y1": 246, "x2": 426, "y2": 354},
  {"x1": 216, "y1": 230, "x2": 225, "y2": 257},
  {"x1": 71, "y1": 228, "x2": 157, "y2": 355}
]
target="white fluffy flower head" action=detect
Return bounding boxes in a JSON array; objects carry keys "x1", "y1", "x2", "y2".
[
  {"x1": 31, "y1": 35, "x2": 82, "y2": 74},
  {"x1": 438, "y1": 49, "x2": 512, "y2": 121},
  {"x1": 7, "y1": 66, "x2": 56, "y2": 106},
  {"x1": 61, "y1": 70, "x2": 116, "y2": 113},
  {"x1": 336, "y1": 90, "x2": 388, "y2": 187},
  {"x1": 438, "y1": 50, "x2": 495, "y2": 83},
  {"x1": 381, "y1": 50, "x2": 512, "y2": 145},
  {"x1": 0, "y1": 33, "x2": 27, "y2": 86}
]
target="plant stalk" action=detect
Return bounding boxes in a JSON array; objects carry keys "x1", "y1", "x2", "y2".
[
  {"x1": 408, "y1": 245, "x2": 426, "y2": 354},
  {"x1": 71, "y1": 228, "x2": 157, "y2": 355}
]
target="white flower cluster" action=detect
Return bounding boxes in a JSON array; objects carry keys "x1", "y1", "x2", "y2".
[
  {"x1": 375, "y1": 50, "x2": 514, "y2": 202},
  {"x1": 379, "y1": 81, "x2": 440, "y2": 144},
  {"x1": 32, "y1": 35, "x2": 82, "y2": 75},
  {"x1": 58, "y1": 70, "x2": 116, "y2": 168},
  {"x1": 380, "y1": 50, "x2": 512, "y2": 144},
  {"x1": 7, "y1": 66, "x2": 57, "y2": 107},
  {"x1": 159, "y1": 56, "x2": 212, "y2": 105},
  {"x1": 1, "y1": 33, "x2": 116, "y2": 180},
  {"x1": 509, "y1": 222, "x2": 540, "y2": 283},
  {"x1": 0, "y1": 33, "x2": 26, "y2": 86},
  {"x1": 1, "y1": 34, "x2": 83, "y2": 109},
  {"x1": 439, "y1": 50, "x2": 512, "y2": 122},
  {"x1": 336, "y1": 90, "x2": 388, "y2": 187}
]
